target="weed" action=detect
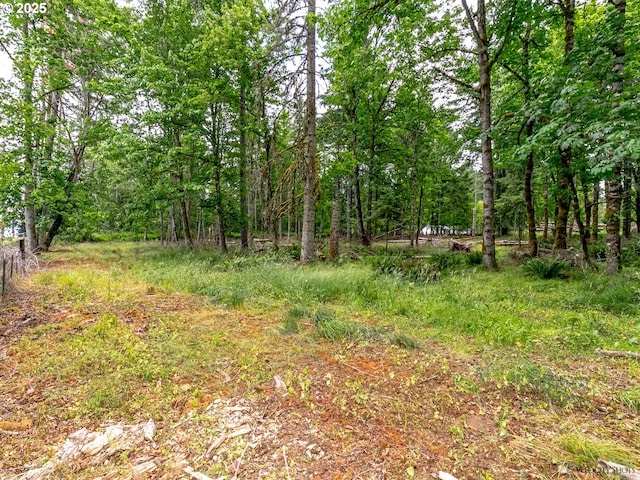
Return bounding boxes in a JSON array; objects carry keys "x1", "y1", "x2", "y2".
[
  {"x1": 522, "y1": 257, "x2": 568, "y2": 279},
  {"x1": 618, "y1": 387, "x2": 640, "y2": 414}
]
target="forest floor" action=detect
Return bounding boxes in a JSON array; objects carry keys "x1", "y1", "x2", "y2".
[{"x1": 0, "y1": 242, "x2": 639, "y2": 480}]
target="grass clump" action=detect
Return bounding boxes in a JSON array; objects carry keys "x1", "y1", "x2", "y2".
[
  {"x1": 482, "y1": 357, "x2": 580, "y2": 408},
  {"x1": 618, "y1": 387, "x2": 640, "y2": 414},
  {"x1": 370, "y1": 254, "x2": 438, "y2": 284},
  {"x1": 559, "y1": 431, "x2": 640, "y2": 469},
  {"x1": 281, "y1": 305, "x2": 310, "y2": 334},
  {"x1": 522, "y1": 257, "x2": 568, "y2": 279},
  {"x1": 312, "y1": 308, "x2": 420, "y2": 348},
  {"x1": 387, "y1": 332, "x2": 421, "y2": 350}
]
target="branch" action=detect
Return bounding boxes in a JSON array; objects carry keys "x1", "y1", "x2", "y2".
[
  {"x1": 433, "y1": 67, "x2": 478, "y2": 93},
  {"x1": 0, "y1": 40, "x2": 16, "y2": 65},
  {"x1": 461, "y1": 0, "x2": 481, "y2": 45},
  {"x1": 500, "y1": 62, "x2": 527, "y2": 87}
]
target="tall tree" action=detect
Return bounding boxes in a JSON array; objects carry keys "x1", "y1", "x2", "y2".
[
  {"x1": 300, "y1": 0, "x2": 317, "y2": 264},
  {"x1": 461, "y1": 0, "x2": 515, "y2": 270}
]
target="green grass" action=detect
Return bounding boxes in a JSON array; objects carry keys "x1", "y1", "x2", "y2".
[{"x1": 46, "y1": 242, "x2": 639, "y2": 357}]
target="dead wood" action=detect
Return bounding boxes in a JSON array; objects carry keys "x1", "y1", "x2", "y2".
[{"x1": 596, "y1": 349, "x2": 640, "y2": 360}]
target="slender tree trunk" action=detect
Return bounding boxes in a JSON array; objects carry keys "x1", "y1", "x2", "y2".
[
  {"x1": 622, "y1": 162, "x2": 632, "y2": 238},
  {"x1": 605, "y1": 0, "x2": 625, "y2": 274},
  {"x1": 554, "y1": 148, "x2": 572, "y2": 250},
  {"x1": 543, "y1": 174, "x2": 549, "y2": 242},
  {"x1": 520, "y1": 24, "x2": 538, "y2": 257},
  {"x1": 180, "y1": 199, "x2": 193, "y2": 248},
  {"x1": 20, "y1": 19, "x2": 38, "y2": 254},
  {"x1": 353, "y1": 166, "x2": 369, "y2": 245},
  {"x1": 553, "y1": 0, "x2": 575, "y2": 251},
  {"x1": 409, "y1": 139, "x2": 417, "y2": 247},
  {"x1": 471, "y1": 0, "x2": 497, "y2": 269},
  {"x1": 592, "y1": 182, "x2": 600, "y2": 241},
  {"x1": 415, "y1": 185, "x2": 424, "y2": 246},
  {"x1": 581, "y1": 176, "x2": 592, "y2": 241},
  {"x1": 346, "y1": 184, "x2": 352, "y2": 242},
  {"x1": 239, "y1": 85, "x2": 249, "y2": 250},
  {"x1": 633, "y1": 167, "x2": 640, "y2": 233},
  {"x1": 300, "y1": 0, "x2": 317, "y2": 264},
  {"x1": 214, "y1": 162, "x2": 227, "y2": 253},
  {"x1": 569, "y1": 175, "x2": 590, "y2": 263},
  {"x1": 461, "y1": 0, "x2": 507, "y2": 268},
  {"x1": 524, "y1": 146, "x2": 537, "y2": 256},
  {"x1": 329, "y1": 178, "x2": 340, "y2": 261},
  {"x1": 160, "y1": 211, "x2": 164, "y2": 245}
]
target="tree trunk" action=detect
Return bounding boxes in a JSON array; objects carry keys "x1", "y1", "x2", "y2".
[
  {"x1": 300, "y1": 0, "x2": 317, "y2": 264},
  {"x1": 468, "y1": 0, "x2": 497, "y2": 269},
  {"x1": 592, "y1": 182, "x2": 600, "y2": 241},
  {"x1": 543, "y1": 175, "x2": 549, "y2": 242},
  {"x1": 329, "y1": 178, "x2": 340, "y2": 261},
  {"x1": 605, "y1": 0, "x2": 625, "y2": 274},
  {"x1": 239, "y1": 85, "x2": 249, "y2": 250},
  {"x1": 20, "y1": 19, "x2": 37, "y2": 254},
  {"x1": 554, "y1": 148, "x2": 572, "y2": 250},
  {"x1": 180, "y1": 199, "x2": 193, "y2": 248},
  {"x1": 634, "y1": 167, "x2": 640, "y2": 233},
  {"x1": 415, "y1": 185, "x2": 424, "y2": 246},
  {"x1": 353, "y1": 165, "x2": 369, "y2": 246},
  {"x1": 553, "y1": 0, "x2": 575, "y2": 251},
  {"x1": 521, "y1": 25, "x2": 537, "y2": 257},
  {"x1": 569, "y1": 175, "x2": 590, "y2": 263},
  {"x1": 606, "y1": 172, "x2": 622, "y2": 274},
  {"x1": 581, "y1": 176, "x2": 592, "y2": 241},
  {"x1": 409, "y1": 138, "x2": 417, "y2": 247},
  {"x1": 214, "y1": 161, "x2": 227, "y2": 253},
  {"x1": 622, "y1": 162, "x2": 632, "y2": 238}
]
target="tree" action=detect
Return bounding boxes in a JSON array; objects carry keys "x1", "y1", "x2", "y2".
[{"x1": 300, "y1": 0, "x2": 317, "y2": 264}]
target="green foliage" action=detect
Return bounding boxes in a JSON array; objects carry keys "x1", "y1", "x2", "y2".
[
  {"x1": 522, "y1": 257, "x2": 568, "y2": 280},
  {"x1": 466, "y1": 250, "x2": 483, "y2": 266}
]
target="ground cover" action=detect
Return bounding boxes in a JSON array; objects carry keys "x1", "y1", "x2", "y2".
[{"x1": 0, "y1": 241, "x2": 639, "y2": 479}]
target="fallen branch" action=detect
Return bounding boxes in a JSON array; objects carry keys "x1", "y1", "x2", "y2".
[
  {"x1": 596, "y1": 349, "x2": 640, "y2": 360},
  {"x1": 338, "y1": 360, "x2": 383, "y2": 379}
]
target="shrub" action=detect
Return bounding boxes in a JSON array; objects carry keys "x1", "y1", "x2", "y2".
[{"x1": 522, "y1": 257, "x2": 568, "y2": 279}]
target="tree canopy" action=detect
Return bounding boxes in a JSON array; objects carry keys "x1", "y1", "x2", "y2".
[{"x1": 0, "y1": 0, "x2": 638, "y2": 271}]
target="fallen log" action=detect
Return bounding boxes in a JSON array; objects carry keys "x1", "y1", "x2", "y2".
[{"x1": 449, "y1": 240, "x2": 472, "y2": 252}]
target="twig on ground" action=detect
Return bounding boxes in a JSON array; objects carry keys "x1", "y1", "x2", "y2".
[
  {"x1": 283, "y1": 445, "x2": 292, "y2": 480},
  {"x1": 338, "y1": 360, "x2": 383, "y2": 379}
]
